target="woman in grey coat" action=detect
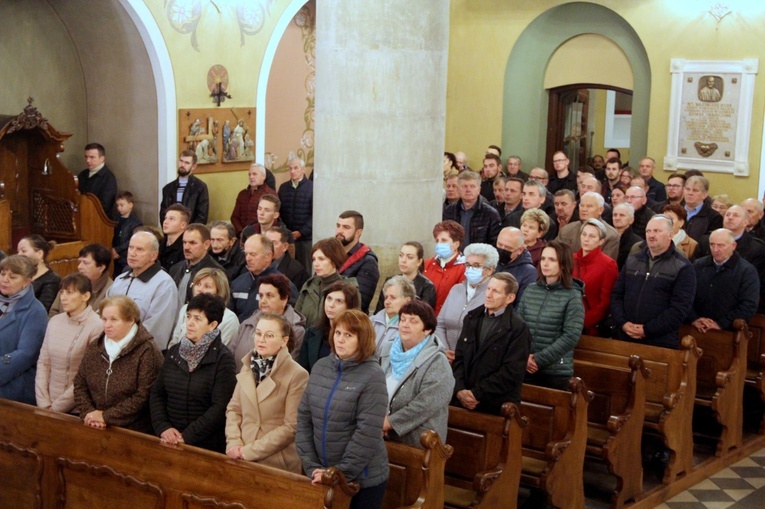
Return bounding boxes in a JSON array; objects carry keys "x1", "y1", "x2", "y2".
[
  {"x1": 296, "y1": 309, "x2": 388, "y2": 509},
  {"x1": 380, "y1": 300, "x2": 454, "y2": 448},
  {"x1": 435, "y1": 243, "x2": 498, "y2": 362}
]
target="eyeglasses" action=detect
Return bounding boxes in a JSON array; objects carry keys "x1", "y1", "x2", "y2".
[{"x1": 253, "y1": 331, "x2": 287, "y2": 340}]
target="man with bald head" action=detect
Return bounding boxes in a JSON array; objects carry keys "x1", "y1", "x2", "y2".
[
  {"x1": 688, "y1": 228, "x2": 759, "y2": 333},
  {"x1": 107, "y1": 231, "x2": 179, "y2": 350},
  {"x1": 495, "y1": 227, "x2": 537, "y2": 303},
  {"x1": 455, "y1": 151, "x2": 469, "y2": 172},
  {"x1": 742, "y1": 198, "x2": 765, "y2": 240},
  {"x1": 625, "y1": 186, "x2": 655, "y2": 238},
  {"x1": 557, "y1": 192, "x2": 620, "y2": 260},
  {"x1": 695, "y1": 205, "x2": 765, "y2": 310},
  {"x1": 611, "y1": 215, "x2": 696, "y2": 349}
]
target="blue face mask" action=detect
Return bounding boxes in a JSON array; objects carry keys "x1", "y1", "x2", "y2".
[
  {"x1": 435, "y1": 242, "x2": 453, "y2": 259},
  {"x1": 464, "y1": 266, "x2": 484, "y2": 285}
]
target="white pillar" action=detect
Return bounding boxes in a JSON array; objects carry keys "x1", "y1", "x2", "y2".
[{"x1": 314, "y1": 0, "x2": 450, "y2": 288}]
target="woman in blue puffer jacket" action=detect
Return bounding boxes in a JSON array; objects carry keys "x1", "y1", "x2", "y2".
[
  {"x1": 517, "y1": 240, "x2": 584, "y2": 391},
  {"x1": 296, "y1": 309, "x2": 388, "y2": 509}
]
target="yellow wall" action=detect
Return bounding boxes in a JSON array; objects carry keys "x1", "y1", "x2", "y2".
[
  {"x1": 447, "y1": 0, "x2": 765, "y2": 202},
  {"x1": 144, "y1": 0, "x2": 300, "y2": 222}
]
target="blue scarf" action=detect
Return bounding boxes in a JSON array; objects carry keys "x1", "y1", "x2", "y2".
[{"x1": 389, "y1": 334, "x2": 430, "y2": 379}]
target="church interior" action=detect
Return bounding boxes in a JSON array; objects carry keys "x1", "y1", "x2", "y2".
[{"x1": 2, "y1": 1, "x2": 765, "y2": 507}]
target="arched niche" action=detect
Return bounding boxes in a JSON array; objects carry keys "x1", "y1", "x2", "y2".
[{"x1": 503, "y1": 2, "x2": 650, "y2": 166}]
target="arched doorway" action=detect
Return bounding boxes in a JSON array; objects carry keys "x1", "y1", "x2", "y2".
[{"x1": 502, "y1": 2, "x2": 650, "y2": 168}]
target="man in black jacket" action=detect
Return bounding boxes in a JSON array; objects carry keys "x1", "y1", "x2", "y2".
[
  {"x1": 444, "y1": 171, "x2": 502, "y2": 248},
  {"x1": 78, "y1": 143, "x2": 118, "y2": 216},
  {"x1": 335, "y1": 210, "x2": 380, "y2": 314},
  {"x1": 688, "y1": 229, "x2": 759, "y2": 332},
  {"x1": 209, "y1": 221, "x2": 247, "y2": 283},
  {"x1": 611, "y1": 216, "x2": 696, "y2": 349},
  {"x1": 278, "y1": 158, "x2": 313, "y2": 269},
  {"x1": 169, "y1": 224, "x2": 223, "y2": 307},
  {"x1": 160, "y1": 150, "x2": 210, "y2": 225},
  {"x1": 451, "y1": 273, "x2": 531, "y2": 415},
  {"x1": 683, "y1": 175, "x2": 721, "y2": 242}
]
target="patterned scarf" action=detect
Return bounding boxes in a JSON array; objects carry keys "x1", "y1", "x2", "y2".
[
  {"x1": 250, "y1": 351, "x2": 277, "y2": 384},
  {"x1": 389, "y1": 334, "x2": 430, "y2": 379},
  {"x1": 179, "y1": 329, "x2": 219, "y2": 372},
  {"x1": 0, "y1": 284, "x2": 31, "y2": 319}
]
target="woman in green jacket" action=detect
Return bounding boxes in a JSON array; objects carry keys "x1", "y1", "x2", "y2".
[{"x1": 516, "y1": 240, "x2": 584, "y2": 391}]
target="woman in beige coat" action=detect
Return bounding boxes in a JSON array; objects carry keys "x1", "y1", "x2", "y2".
[
  {"x1": 36, "y1": 273, "x2": 103, "y2": 413},
  {"x1": 225, "y1": 313, "x2": 309, "y2": 473}
]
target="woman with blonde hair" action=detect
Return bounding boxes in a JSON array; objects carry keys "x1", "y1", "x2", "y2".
[
  {"x1": 170, "y1": 268, "x2": 240, "y2": 348},
  {"x1": 226, "y1": 313, "x2": 308, "y2": 472},
  {"x1": 520, "y1": 208, "x2": 550, "y2": 267},
  {"x1": 74, "y1": 296, "x2": 164, "y2": 432}
]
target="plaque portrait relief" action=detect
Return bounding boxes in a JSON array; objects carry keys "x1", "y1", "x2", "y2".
[
  {"x1": 698, "y1": 75, "x2": 723, "y2": 102},
  {"x1": 664, "y1": 59, "x2": 758, "y2": 176}
]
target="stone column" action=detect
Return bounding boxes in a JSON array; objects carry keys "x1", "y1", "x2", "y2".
[{"x1": 314, "y1": 0, "x2": 450, "y2": 302}]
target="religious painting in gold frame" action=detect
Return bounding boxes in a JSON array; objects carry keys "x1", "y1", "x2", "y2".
[{"x1": 178, "y1": 107, "x2": 255, "y2": 174}]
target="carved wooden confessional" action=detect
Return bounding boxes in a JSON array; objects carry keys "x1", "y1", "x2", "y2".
[{"x1": 0, "y1": 100, "x2": 115, "y2": 276}]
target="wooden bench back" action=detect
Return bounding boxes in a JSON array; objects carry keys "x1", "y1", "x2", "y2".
[
  {"x1": 574, "y1": 356, "x2": 648, "y2": 426},
  {"x1": 746, "y1": 314, "x2": 765, "y2": 377},
  {"x1": 445, "y1": 405, "x2": 506, "y2": 487},
  {"x1": 384, "y1": 431, "x2": 453, "y2": 509},
  {"x1": 0, "y1": 400, "x2": 357, "y2": 509},
  {"x1": 575, "y1": 335, "x2": 701, "y2": 423},
  {"x1": 679, "y1": 320, "x2": 748, "y2": 398},
  {"x1": 520, "y1": 379, "x2": 592, "y2": 462}
]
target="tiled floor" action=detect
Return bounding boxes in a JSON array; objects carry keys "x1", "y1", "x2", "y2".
[{"x1": 656, "y1": 447, "x2": 765, "y2": 509}]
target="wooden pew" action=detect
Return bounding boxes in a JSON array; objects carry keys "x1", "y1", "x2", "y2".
[
  {"x1": 0, "y1": 399, "x2": 357, "y2": 509},
  {"x1": 520, "y1": 378, "x2": 592, "y2": 509},
  {"x1": 746, "y1": 314, "x2": 765, "y2": 434},
  {"x1": 575, "y1": 334, "x2": 702, "y2": 484},
  {"x1": 383, "y1": 430, "x2": 453, "y2": 509},
  {"x1": 444, "y1": 402, "x2": 528, "y2": 509},
  {"x1": 574, "y1": 356, "x2": 648, "y2": 509},
  {"x1": 680, "y1": 320, "x2": 749, "y2": 456}
]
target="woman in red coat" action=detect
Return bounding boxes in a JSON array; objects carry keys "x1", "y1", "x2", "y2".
[
  {"x1": 573, "y1": 219, "x2": 618, "y2": 336},
  {"x1": 422, "y1": 221, "x2": 466, "y2": 314}
]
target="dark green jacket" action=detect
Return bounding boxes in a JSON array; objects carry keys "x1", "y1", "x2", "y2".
[{"x1": 516, "y1": 280, "x2": 584, "y2": 377}]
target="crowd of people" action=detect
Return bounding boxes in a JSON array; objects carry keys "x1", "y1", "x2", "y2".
[{"x1": 0, "y1": 141, "x2": 763, "y2": 508}]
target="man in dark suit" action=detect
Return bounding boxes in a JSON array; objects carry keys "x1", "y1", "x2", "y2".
[
  {"x1": 451, "y1": 273, "x2": 531, "y2": 415},
  {"x1": 77, "y1": 143, "x2": 118, "y2": 216},
  {"x1": 683, "y1": 175, "x2": 722, "y2": 242},
  {"x1": 265, "y1": 226, "x2": 309, "y2": 293},
  {"x1": 160, "y1": 150, "x2": 210, "y2": 225}
]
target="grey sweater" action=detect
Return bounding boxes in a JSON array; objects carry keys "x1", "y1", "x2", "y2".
[
  {"x1": 379, "y1": 335, "x2": 454, "y2": 448},
  {"x1": 295, "y1": 354, "x2": 389, "y2": 488}
]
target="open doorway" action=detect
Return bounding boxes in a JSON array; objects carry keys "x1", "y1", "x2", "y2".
[{"x1": 546, "y1": 84, "x2": 632, "y2": 170}]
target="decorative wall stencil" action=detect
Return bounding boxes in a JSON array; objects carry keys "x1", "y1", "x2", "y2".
[
  {"x1": 180, "y1": 108, "x2": 254, "y2": 173},
  {"x1": 664, "y1": 59, "x2": 758, "y2": 175},
  {"x1": 165, "y1": 0, "x2": 275, "y2": 51},
  {"x1": 265, "y1": 3, "x2": 315, "y2": 174}
]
